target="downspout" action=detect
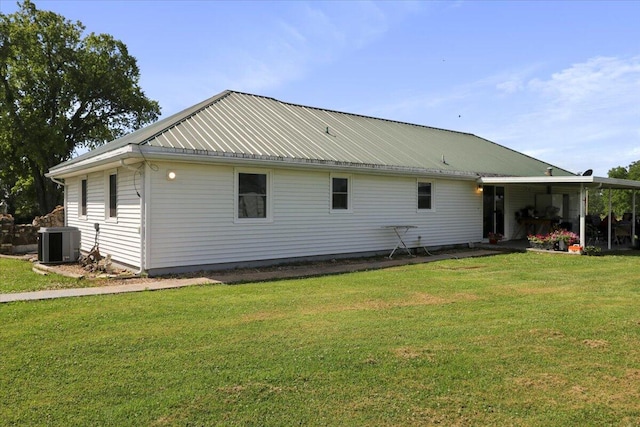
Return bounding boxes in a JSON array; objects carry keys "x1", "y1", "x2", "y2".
[
  {"x1": 48, "y1": 176, "x2": 67, "y2": 226},
  {"x1": 120, "y1": 160, "x2": 146, "y2": 275},
  {"x1": 50, "y1": 176, "x2": 65, "y2": 187}
]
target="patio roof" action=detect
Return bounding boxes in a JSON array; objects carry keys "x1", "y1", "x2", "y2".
[
  {"x1": 479, "y1": 174, "x2": 640, "y2": 251},
  {"x1": 478, "y1": 175, "x2": 640, "y2": 190}
]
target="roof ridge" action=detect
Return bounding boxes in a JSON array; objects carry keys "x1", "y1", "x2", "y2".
[
  {"x1": 138, "y1": 90, "x2": 234, "y2": 145},
  {"x1": 49, "y1": 89, "x2": 574, "y2": 178}
]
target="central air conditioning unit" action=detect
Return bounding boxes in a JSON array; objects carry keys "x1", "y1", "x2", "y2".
[{"x1": 38, "y1": 227, "x2": 81, "y2": 264}]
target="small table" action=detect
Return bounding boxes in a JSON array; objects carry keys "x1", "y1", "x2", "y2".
[
  {"x1": 382, "y1": 225, "x2": 417, "y2": 258},
  {"x1": 517, "y1": 218, "x2": 554, "y2": 237}
]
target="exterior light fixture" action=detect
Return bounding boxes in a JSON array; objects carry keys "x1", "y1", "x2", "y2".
[
  {"x1": 477, "y1": 184, "x2": 483, "y2": 192},
  {"x1": 167, "y1": 170, "x2": 177, "y2": 181}
]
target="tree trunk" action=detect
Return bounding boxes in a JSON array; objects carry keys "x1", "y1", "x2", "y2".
[{"x1": 32, "y1": 166, "x2": 62, "y2": 216}]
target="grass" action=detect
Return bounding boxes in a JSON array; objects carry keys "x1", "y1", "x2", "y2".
[
  {"x1": 0, "y1": 257, "x2": 86, "y2": 293},
  {"x1": 1, "y1": 252, "x2": 640, "y2": 425}
]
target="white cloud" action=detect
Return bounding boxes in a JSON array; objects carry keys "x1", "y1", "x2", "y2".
[
  {"x1": 496, "y1": 79, "x2": 524, "y2": 94},
  {"x1": 157, "y1": 1, "x2": 411, "y2": 115},
  {"x1": 529, "y1": 56, "x2": 640, "y2": 103},
  {"x1": 480, "y1": 56, "x2": 640, "y2": 175}
]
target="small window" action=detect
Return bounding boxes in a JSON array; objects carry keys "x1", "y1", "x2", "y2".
[
  {"x1": 80, "y1": 178, "x2": 87, "y2": 217},
  {"x1": 331, "y1": 175, "x2": 350, "y2": 211},
  {"x1": 418, "y1": 181, "x2": 432, "y2": 210},
  {"x1": 238, "y1": 172, "x2": 267, "y2": 219},
  {"x1": 108, "y1": 173, "x2": 117, "y2": 218}
]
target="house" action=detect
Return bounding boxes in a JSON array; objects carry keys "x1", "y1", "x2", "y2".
[{"x1": 47, "y1": 90, "x2": 640, "y2": 275}]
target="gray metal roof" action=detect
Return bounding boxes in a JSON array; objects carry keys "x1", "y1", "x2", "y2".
[{"x1": 49, "y1": 90, "x2": 574, "y2": 177}]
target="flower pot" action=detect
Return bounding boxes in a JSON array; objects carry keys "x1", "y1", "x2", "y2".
[
  {"x1": 568, "y1": 245, "x2": 583, "y2": 254},
  {"x1": 489, "y1": 239, "x2": 498, "y2": 244}
]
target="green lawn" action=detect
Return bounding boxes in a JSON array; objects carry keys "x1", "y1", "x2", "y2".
[
  {"x1": 0, "y1": 257, "x2": 86, "y2": 293},
  {"x1": 1, "y1": 252, "x2": 639, "y2": 426}
]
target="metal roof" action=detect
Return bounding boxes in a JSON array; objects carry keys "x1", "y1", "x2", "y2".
[{"x1": 49, "y1": 90, "x2": 574, "y2": 178}]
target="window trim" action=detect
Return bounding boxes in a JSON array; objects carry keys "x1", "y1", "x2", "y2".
[
  {"x1": 330, "y1": 173, "x2": 352, "y2": 213},
  {"x1": 105, "y1": 170, "x2": 118, "y2": 221},
  {"x1": 79, "y1": 176, "x2": 88, "y2": 219},
  {"x1": 234, "y1": 168, "x2": 273, "y2": 223},
  {"x1": 417, "y1": 179, "x2": 435, "y2": 212}
]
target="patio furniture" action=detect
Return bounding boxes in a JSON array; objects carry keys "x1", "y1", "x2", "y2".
[{"x1": 381, "y1": 225, "x2": 417, "y2": 258}]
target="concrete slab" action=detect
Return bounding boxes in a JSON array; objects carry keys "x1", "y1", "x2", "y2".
[{"x1": 0, "y1": 277, "x2": 217, "y2": 303}]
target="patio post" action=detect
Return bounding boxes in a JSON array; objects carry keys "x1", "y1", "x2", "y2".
[
  {"x1": 633, "y1": 191, "x2": 637, "y2": 248},
  {"x1": 579, "y1": 184, "x2": 586, "y2": 249},
  {"x1": 607, "y1": 188, "x2": 612, "y2": 250}
]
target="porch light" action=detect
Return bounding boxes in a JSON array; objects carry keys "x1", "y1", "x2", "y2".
[
  {"x1": 477, "y1": 184, "x2": 483, "y2": 192},
  {"x1": 167, "y1": 170, "x2": 177, "y2": 181}
]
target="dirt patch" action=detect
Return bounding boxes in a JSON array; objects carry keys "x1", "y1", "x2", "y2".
[
  {"x1": 582, "y1": 339, "x2": 609, "y2": 348},
  {"x1": 392, "y1": 346, "x2": 435, "y2": 361},
  {"x1": 512, "y1": 373, "x2": 568, "y2": 390},
  {"x1": 435, "y1": 265, "x2": 485, "y2": 271},
  {"x1": 241, "y1": 311, "x2": 288, "y2": 323},
  {"x1": 529, "y1": 328, "x2": 565, "y2": 339},
  {"x1": 516, "y1": 286, "x2": 568, "y2": 295}
]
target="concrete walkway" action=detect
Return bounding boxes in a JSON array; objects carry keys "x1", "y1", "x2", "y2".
[
  {"x1": 0, "y1": 277, "x2": 217, "y2": 303},
  {"x1": 1, "y1": 249, "x2": 501, "y2": 303}
]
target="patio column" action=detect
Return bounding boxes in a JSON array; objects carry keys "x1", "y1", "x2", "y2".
[
  {"x1": 607, "y1": 188, "x2": 612, "y2": 250},
  {"x1": 633, "y1": 191, "x2": 637, "y2": 247},
  {"x1": 579, "y1": 184, "x2": 586, "y2": 249}
]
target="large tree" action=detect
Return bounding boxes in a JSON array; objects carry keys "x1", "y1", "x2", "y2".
[
  {"x1": 606, "y1": 161, "x2": 640, "y2": 217},
  {"x1": 0, "y1": 0, "x2": 160, "y2": 216}
]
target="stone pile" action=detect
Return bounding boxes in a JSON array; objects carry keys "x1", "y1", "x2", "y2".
[
  {"x1": 0, "y1": 213, "x2": 14, "y2": 254},
  {"x1": 33, "y1": 205, "x2": 65, "y2": 228},
  {"x1": 0, "y1": 206, "x2": 65, "y2": 254}
]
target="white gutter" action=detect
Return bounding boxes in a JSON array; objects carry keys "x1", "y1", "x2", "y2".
[
  {"x1": 48, "y1": 144, "x2": 481, "y2": 181},
  {"x1": 46, "y1": 145, "x2": 137, "y2": 178},
  {"x1": 49, "y1": 176, "x2": 65, "y2": 186}
]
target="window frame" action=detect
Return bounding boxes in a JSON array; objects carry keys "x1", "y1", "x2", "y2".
[
  {"x1": 79, "y1": 177, "x2": 88, "y2": 218},
  {"x1": 330, "y1": 174, "x2": 352, "y2": 213},
  {"x1": 234, "y1": 168, "x2": 272, "y2": 223},
  {"x1": 417, "y1": 179, "x2": 434, "y2": 212},
  {"x1": 105, "y1": 170, "x2": 118, "y2": 221}
]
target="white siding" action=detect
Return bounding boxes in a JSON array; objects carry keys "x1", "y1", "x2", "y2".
[
  {"x1": 146, "y1": 162, "x2": 483, "y2": 271},
  {"x1": 66, "y1": 168, "x2": 142, "y2": 269}
]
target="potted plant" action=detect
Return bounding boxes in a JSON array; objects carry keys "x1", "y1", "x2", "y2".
[
  {"x1": 488, "y1": 232, "x2": 503, "y2": 244},
  {"x1": 527, "y1": 234, "x2": 551, "y2": 249},
  {"x1": 583, "y1": 245, "x2": 602, "y2": 256},
  {"x1": 549, "y1": 229, "x2": 579, "y2": 251}
]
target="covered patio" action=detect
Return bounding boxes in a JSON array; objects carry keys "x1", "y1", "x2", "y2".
[{"x1": 478, "y1": 175, "x2": 640, "y2": 251}]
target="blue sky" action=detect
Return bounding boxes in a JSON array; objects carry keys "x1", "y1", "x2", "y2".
[{"x1": 2, "y1": 0, "x2": 639, "y2": 176}]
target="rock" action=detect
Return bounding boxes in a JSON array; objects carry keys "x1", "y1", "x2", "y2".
[{"x1": 32, "y1": 206, "x2": 65, "y2": 228}]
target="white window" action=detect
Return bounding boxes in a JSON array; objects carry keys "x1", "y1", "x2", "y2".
[
  {"x1": 331, "y1": 174, "x2": 352, "y2": 213},
  {"x1": 80, "y1": 177, "x2": 87, "y2": 218},
  {"x1": 105, "y1": 171, "x2": 117, "y2": 220},
  {"x1": 417, "y1": 180, "x2": 433, "y2": 211},
  {"x1": 235, "y1": 169, "x2": 271, "y2": 221}
]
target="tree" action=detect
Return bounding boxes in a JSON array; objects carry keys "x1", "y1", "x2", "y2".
[
  {"x1": 604, "y1": 161, "x2": 640, "y2": 217},
  {"x1": 0, "y1": 1, "x2": 160, "y2": 216}
]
